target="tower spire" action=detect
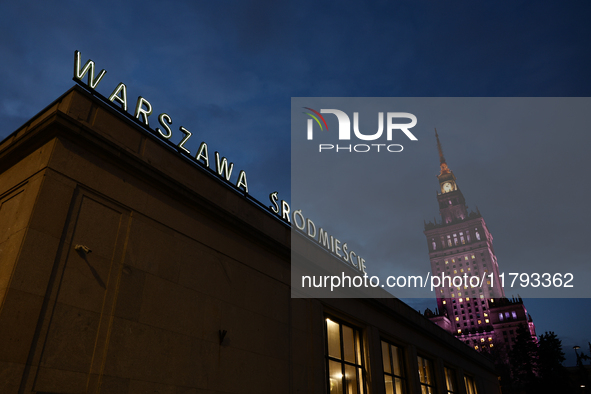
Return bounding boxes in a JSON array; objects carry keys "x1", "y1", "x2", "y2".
[
  {"x1": 435, "y1": 128, "x2": 446, "y2": 165},
  {"x1": 435, "y1": 128, "x2": 451, "y2": 175}
]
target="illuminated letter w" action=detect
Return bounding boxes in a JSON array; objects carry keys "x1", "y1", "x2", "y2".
[
  {"x1": 73, "y1": 50, "x2": 106, "y2": 90},
  {"x1": 215, "y1": 152, "x2": 234, "y2": 181}
]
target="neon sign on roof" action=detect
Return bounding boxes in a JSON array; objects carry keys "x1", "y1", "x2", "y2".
[{"x1": 73, "y1": 50, "x2": 249, "y2": 193}]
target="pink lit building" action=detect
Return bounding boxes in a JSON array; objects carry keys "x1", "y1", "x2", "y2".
[{"x1": 423, "y1": 131, "x2": 536, "y2": 353}]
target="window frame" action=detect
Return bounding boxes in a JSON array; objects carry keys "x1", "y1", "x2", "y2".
[
  {"x1": 325, "y1": 315, "x2": 367, "y2": 394},
  {"x1": 381, "y1": 339, "x2": 407, "y2": 394},
  {"x1": 464, "y1": 374, "x2": 478, "y2": 394},
  {"x1": 444, "y1": 366, "x2": 459, "y2": 394},
  {"x1": 417, "y1": 355, "x2": 438, "y2": 394}
]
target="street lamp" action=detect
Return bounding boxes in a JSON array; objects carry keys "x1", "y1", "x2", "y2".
[{"x1": 574, "y1": 346, "x2": 589, "y2": 393}]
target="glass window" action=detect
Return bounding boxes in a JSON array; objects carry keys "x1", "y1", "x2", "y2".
[
  {"x1": 417, "y1": 356, "x2": 437, "y2": 394},
  {"x1": 464, "y1": 375, "x2": 478, "y2": 394},
  {"x1": 326, "y1": 317, "x2": 366, "y2": 394},
  {"x1": 382, "y1": 340, "x2": 407, "y2": 394},
  {"x1": 444, "y1": 367, "x2": 458, "y2": 394}
]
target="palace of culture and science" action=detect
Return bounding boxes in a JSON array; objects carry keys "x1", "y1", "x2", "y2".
[{"x1": 423, "y1": 131, "x2": 536, "y2": 354}]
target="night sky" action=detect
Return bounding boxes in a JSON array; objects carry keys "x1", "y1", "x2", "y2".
[{"x1": 2, "y1": 1, "x2": 591, "y2": 366}]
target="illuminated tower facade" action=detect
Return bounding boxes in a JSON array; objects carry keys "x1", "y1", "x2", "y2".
[{"x1": 424, "y1": 130, "x2": 508, "y2": 351}]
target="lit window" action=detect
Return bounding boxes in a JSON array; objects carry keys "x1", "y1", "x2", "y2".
[
  {"x1": 460, "y1": 269, "x2": 464, "y2": 273},
  {"x1": 484, "y1": 313, "x2": 488, "y2": 317},
  {"x1": 459, "y1": 298, "x2": 463, "y2": 302},
  {"x1": 475, "y1": 230, "x2": 480, "y2": 241},
  {"x1": 326, "y1": 318, "x2": 366, "y2": 394},
  {"x1": 480, "y1": 338, "x2": 485, "y2": 342},
  {"x1": 485, "y1": 319, "x2": 489, "y2": 323},
  {"x1": 418, "y1": 356, "x2": 437, "y2": 394},
  {"x1": 455, "y1": 317, "x2": 459, "y2": 321},
  {"x1": 454, "y1": 270, "x2": 457, "y2": 274},
  {"x1": 488, "y1": 337, "x2": 492, "y2": 342},
  {"x1": 442, "y1": 300, "x2": 446, "y2": 304},
  {"x1": 452, "y1": 259, "x2": 455, "y2": 263},
  {"x1": 466, "y1": 297, "x2": 470, "y2": 301},
  {"x1": 445, "y1": 260, "x2": 449, "y2": 265},
  {"x1": 480, "y1": 295, "x2": 484, "y2": 299},
  {"x1": 445, "y1": 367, "x2": 459, "y2": 394},
  {"x1": 382, "y1": 340, "x2": 407, "y2": 394},
  {"x1": 471, "y1": 255, "x2": 475, "y2": 259},
  {"x1": 489, "y1": 344, "x2": 493, "y2": 348},
  {"x1": 505, "y1": 312, "x2": 510, "y2": 319},
  {"x1": 474, "y1": 345, "x2": 478, "y2": 350},
  {"x1": 511, "y1": 311, "x2": 517, "y2": 319},
  {"x1": 465, "y1": 375, "x2": 478, "y2": 394},
  {"x1": 464, "y1": 256, "x2": 468, "y2": 260},
  {"x1": 478, "y1": 320, "x2": 481, "y2": 324},
  {"x1": 457, "y1": 329, "x2": 461, "y2": 333}
]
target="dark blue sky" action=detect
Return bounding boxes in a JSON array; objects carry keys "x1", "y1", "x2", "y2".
[{"x1": 2, "y1": 0, "x2": 590, "y2": 366}]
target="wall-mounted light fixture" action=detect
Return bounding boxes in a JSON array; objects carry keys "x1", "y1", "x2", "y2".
[{"x1": 74, "y1": 244, "x2": 92, "y2": 254}]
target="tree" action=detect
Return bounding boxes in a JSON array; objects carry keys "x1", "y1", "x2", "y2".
[
  {"x1": 537, "y1": 331, "x2": 570, "y2": 393},
  {"x1": 508, "y1": 324, "x2": 539, "y2": 393}
]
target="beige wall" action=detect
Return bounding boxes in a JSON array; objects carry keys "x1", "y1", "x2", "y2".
[{"x1": 0, "y1": 87, "x2": 499, "y2": 394}]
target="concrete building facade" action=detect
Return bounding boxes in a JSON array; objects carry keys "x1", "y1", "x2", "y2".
[{"x1": 0, "y1": 85, "x2": 501, "y2": 394}]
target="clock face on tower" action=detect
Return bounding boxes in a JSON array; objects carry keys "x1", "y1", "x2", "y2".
[{"x1": 443, "y1": 182, "x2": 453, "y2": 192}]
